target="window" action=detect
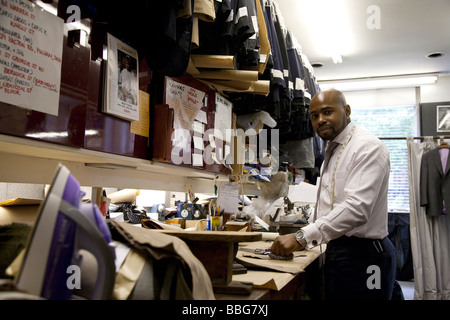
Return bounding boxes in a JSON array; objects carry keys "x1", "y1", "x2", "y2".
[{"x1": 351, "y1": 104, "x2": 417, "y2": 212}]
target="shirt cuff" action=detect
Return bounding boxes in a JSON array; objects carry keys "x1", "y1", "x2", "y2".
[{"x1": 302, "y1": 223, "x2": 323, "y2": 249}]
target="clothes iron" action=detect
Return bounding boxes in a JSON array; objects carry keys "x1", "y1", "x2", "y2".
[{"x1": 16, "y1": 164, "x2": 116, "y2": 300}]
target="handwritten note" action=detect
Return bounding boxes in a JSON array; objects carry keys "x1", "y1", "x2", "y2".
[
  {"x1": 215, "y1": 93, "x2": 232, "y2": 143},
  {"x1": 0, "y1": 0, "x2": 63, "y2": 115},
  {"x1": 217, "y1": 181, "x2": 239, "y2": 214},
  {"x1": 165, "y1": 77, "x2": 205, "y2": 129},
  {"x1": 165, "y1": 77, "x2": 205, "y2": 148}
]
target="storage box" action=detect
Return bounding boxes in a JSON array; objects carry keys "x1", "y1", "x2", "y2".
[{"x1": 0, "y1": 198, "x2": 41, "y2": 226}]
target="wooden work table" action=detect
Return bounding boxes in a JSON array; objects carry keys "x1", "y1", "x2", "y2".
[
  {"x1": 216, "y1": 242, "x2": 325, "y2": 300},
  {"x1": 154, "y1": 230, "x2": 262, "y2": 293},
  {"x1": 156, "y1": 230, "x2": 325, "y2": 299},
  {"x1": 215, "y1": 272, "x2": 306, "y2": 300}
]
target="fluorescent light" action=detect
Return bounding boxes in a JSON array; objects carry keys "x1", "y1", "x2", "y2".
[{"x1": 319, "y1": 74, "x2": 438, "y2": 91}]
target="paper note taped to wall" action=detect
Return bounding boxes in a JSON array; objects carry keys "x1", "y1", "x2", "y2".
[
  {"x1": 0, "y1": 1, "x2": 64, "y2": 116},
  {"x1": 217, "y1": 181, "x2": 239, "y2": 214},
  {"x1": 130, "y1": 90, "x2": 150, "y2": 137},
  {"x1": 165, "y1": 77, "x2": 205, "y2": 148}
]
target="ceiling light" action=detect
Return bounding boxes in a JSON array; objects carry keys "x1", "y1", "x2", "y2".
[
  {"x1": 331, "y1": 54, "x2": 343, "y2": 64},
  {"x1": 426, "y1": 52, "x2": 444, "y2": 59},
  {"x1": 319, "y1": 74, "x2": 438, "y2": 91},
  {"x1": 311, "y1": 62, "x2": 324, "y2": 68}
]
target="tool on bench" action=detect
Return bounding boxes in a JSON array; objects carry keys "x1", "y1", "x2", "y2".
[{"x1": 239, "y1": 247, "x2": 294, "y2": 260}]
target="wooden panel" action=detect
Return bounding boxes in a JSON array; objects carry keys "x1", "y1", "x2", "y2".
[
  {"x1": 83, "y1": 56, "x2": 150, "y2": 159},
  {"x1": 158, "y1": 74, "x2": 232, "y2": 175},
  {"x1": 0, "y1": 29, "x2": 89, "y2": 148},
  {"x1": 0, "y1": 7, "x2": 149, "y2": 160}
]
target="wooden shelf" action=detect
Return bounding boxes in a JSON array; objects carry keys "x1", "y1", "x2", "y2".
[{"x1": 0, "y1": 134, "x2": 227, "y2": 193}]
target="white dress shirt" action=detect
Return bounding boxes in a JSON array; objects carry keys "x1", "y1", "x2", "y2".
[{"x1": 303, "y1": 122, "x2": 390, "y2": 248}]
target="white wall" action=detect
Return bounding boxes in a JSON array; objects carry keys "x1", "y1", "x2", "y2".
[
  {"x1": 343, "y1": 87, "x2": 416, "y2": 108},
  {"x1": 0, "y1": 183, "x2": 45, "y2": 202},
  {"x1": 420, "y1": 75, "x2": 450, "y2": 103},
  {"x1": 135, "y1": 189, "x2": 167, "y2": 207}
]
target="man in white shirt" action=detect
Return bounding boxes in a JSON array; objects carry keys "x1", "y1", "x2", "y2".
[
  {"x1": 271, "y1": 89, "x2": 396, "y2": 299},
  {"x1": 120, "y1": 55, "x2": 137, "y2": 105}
]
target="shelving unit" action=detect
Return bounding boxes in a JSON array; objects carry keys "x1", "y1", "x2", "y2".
[{"x1": 0, "y1": 134, "x2": 228, "y2": 194}]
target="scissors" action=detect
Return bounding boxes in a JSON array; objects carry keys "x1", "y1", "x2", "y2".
[
  {"x1": 239, "y1": 247, "x2": 294, "y2": 260},
  {"x1": 238, "y1": 247, "x2": 271, "y2": 255}
]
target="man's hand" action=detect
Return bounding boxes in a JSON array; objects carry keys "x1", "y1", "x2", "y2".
[{"x1": 270, "y1": 233, "x2": 305, "y2": 257}]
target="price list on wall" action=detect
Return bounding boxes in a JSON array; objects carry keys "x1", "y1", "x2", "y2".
[{"x1": 0, "y1": 0, "x2": 63, "y2": 116}]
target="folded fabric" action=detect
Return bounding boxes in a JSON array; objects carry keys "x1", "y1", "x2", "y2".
[{"x1": 108, "y1": 220, "x2": 215, "y2": 300}]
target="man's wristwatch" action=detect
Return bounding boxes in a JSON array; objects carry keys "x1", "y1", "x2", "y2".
[{"x1": 295, "y1": 229, "x2": 307, "y2": 248}]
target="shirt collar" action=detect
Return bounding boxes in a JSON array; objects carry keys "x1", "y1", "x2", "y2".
[{"x1": 332, "y1": 122, "x2": 355, "y2": 145}]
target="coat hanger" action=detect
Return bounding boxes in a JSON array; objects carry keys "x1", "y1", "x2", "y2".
[
  {"x1": 438, "y1": 136, "x2": 449, "y2": 149},
  {"x1": 439, "y1": 141, "x2": 449, "y2": 149}
]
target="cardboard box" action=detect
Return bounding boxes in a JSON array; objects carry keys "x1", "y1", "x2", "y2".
[
  {"x1": 0, "y1": 198, "x2": 41, "y2": 226},
  {"x1": 225, "y1": 220, "x2": 252, "y2": 232},
  {"x1": 184, "y1": 219, "x2": 208, "y2": 231}
]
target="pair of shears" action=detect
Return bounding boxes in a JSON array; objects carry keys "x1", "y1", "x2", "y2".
[
  {"x1": 239, "y1": 247, "x2": 271, "y2": 255},
  {"x1": 239, "y1": 247, "x2": 294, "y2": 260}
]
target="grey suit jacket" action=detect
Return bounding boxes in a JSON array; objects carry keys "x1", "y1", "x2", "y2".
[{"x1": 420, "y1": 148, "x2": 450, "y2": 216}]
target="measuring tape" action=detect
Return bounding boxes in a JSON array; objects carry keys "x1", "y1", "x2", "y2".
[{"x1": 330, "y1": 125, "x2": 356, "y2": 210}]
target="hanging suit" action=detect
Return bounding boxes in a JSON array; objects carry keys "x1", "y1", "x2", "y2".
[{"x1": 420, "y1": 147, "x2": 450, "y2": 216}]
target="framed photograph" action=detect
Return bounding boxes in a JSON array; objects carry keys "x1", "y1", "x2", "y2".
[
  {"x1": 437, "y1": 105, "x2": 450, "y2": 132},
  {"x1": 103, "y1": 33, "x2": 139, "y2": 121}
]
